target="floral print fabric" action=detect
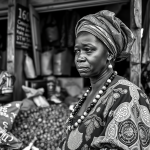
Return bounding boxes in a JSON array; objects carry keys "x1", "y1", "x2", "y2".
[{"x1": 59, "y1": 78, "x2": 150, "y2": 150}]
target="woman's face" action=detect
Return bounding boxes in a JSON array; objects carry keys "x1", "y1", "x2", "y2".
[{"x1": 74, "y1": 32, "x2": 108, "y2": 78}]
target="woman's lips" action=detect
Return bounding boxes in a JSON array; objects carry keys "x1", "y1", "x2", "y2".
[{"x1": 77, "y1": 67, "x2": 90, "y2": 72}]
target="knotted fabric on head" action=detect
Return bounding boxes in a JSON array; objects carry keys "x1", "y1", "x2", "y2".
[{"x1": 75, "y1": 10, "x2": 135, "y2": 61}]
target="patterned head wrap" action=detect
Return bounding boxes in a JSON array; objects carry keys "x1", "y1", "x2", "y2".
[{"x1": 75, "y1": 10, "x2": 135, "y2": 61}]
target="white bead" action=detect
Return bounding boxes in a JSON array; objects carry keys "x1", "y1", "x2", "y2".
[
  {"x1": 114, "y1": 71, "x2": 118, "y2": 75},
  {"x1": 83, "y1": 112, "x2": 87, "y2": 116},
  {"x1": 86, "y1": 89, "x2": 89, "y2": 93},
  {"x1": 74, "y1": 122, "x2": 78, "y2": 127},
  {"x1": 84, "y1": 93, "x2": 88, "y2": 97},
  {"x1": 99, "y1": 90, "x2": 103, "y2": 94},
  {"x1": 93, "y1": 99, "x2": 97, "y2": 103},
  {"x1": 81, "y1": 116, "x2": 85, "y2": 120},
  {"x1": 77, "y1": 119, "x2": 82, "y2": 123},
  {"x1": 96, "y1": 95, "x2": 100, "y2": 99},
  {"x1": 107, "y1": 79, "x2": 111, "y2": 83},
  {"x1": 102, "y1": 86, "x2": 106, "y2": 90}
]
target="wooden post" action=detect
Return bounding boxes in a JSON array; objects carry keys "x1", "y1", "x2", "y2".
[
  {"x1": 7, "y1": 0, "x2": 28, "y2": 101},
  {"x1": 130, "y1": 0, "x2": 142, "y2": 87},
  {"x1": 7, "y1": 0, "x2": 16, "y2": 74}
]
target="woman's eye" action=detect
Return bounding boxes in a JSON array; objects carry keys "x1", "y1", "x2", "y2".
[
  {"x1": 85, "y1": 48, "x2": 92, "y2": 52},
  {"x1": 74, "y1": 49, "x2": 80, "y2": 54}
]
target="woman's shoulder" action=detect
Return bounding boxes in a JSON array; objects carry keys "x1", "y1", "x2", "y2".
[
  {"x1": 111, "y1": 75, "x2": 149, "y2": 102},
  {"x1": 113, "y1": 75, "x2": 141, "y2": 90}
]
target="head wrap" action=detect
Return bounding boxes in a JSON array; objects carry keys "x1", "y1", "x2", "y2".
[{"x1": 75, "y1": 10, "x2": 135, "y2": 61}]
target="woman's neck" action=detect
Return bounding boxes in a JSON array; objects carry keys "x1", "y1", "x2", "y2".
[{"x1": 90, "y1": 68, "x2": 113, "y2": 92}]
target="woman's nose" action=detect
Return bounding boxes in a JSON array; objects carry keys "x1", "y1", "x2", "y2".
[{"x1": 77, "y1": 55, "x2": 86, "y2": 62}]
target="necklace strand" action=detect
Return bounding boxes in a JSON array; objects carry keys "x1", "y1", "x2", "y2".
[{"x1": 66, "y1": 71, "x2": 117, "y2": 131}]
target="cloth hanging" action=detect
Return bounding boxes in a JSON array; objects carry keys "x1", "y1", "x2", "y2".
[
  {"x1": 41, "y1": 13, "x2": 60, "y2": 51},
  {"x1": 141, "y1": 63, "x2": 150, "y2": 98},
  {"x1": 141, "y1": 0, "x2": 150, "y2": 98},
  {"x1": 59, "y1": 10, "x2": 80, "y2": 48}
]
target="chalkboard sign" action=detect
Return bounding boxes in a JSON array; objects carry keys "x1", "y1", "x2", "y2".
[{"x1": 15, "y1": 4, "x2": 32, "y2": 49}]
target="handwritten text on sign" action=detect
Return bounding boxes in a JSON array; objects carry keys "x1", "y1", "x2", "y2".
[{"x1": 15, "y1": 4, "x2": 32, "y2": 49}]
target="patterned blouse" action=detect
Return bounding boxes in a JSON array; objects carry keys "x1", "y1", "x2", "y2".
[{"x1": 59, "y1": 77, "x2": 150, "y2": 150}]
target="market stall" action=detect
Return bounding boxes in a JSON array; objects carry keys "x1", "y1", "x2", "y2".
[{"x1": 0, "y1": 0, "x2": 145, "y2": 149}]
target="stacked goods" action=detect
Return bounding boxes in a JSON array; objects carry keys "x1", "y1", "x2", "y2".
[{"x1": 11, "y1": 104, "x2": 69, "y2": 150}]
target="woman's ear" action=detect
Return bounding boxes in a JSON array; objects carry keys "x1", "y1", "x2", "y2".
[
  {"x1": 107, "y1": 53, "x2": 114, "y2": 68},
  {"x1": 107, "y1": 53, "x2": 113, "y2": 61}
]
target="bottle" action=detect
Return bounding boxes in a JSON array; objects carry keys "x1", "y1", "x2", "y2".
[{"x1": 46, "y1": 76, "x2": 56, "y2": 101}]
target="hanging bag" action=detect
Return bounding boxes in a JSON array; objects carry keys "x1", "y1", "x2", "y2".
[
  {"x1": 24, "y1": 54, "x2": 37, "y2": 79},
  {"x1": 41, "y1": 50, "x2": 53, "y2": 76},
  {"x1": 53, "y1": 48, "x2": 72, "y2": 76}
]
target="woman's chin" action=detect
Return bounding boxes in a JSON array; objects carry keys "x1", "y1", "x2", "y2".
[{"x1": 78, "y1": 72, "x2": 90, "y2": 78}]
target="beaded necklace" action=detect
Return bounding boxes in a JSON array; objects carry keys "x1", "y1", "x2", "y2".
[{"x1": 66, "y1": 71, "x2": 117, "y2": 131}]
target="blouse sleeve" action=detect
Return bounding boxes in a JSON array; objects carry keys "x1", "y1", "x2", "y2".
[
  {"x1": 0, "y1": 71, "x2": 15, "y2": 94},
  {"x1": 91, "y1": 80, "x2": 150, "y2": 150}
]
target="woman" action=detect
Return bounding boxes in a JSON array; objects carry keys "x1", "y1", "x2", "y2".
[{"x1": 58, "y1": 10, "x2": 150, "y2": 150}]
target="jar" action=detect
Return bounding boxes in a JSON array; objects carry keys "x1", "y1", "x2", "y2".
[{"x1": 46, "y1": 76, "x2": 56, "y2": 100}]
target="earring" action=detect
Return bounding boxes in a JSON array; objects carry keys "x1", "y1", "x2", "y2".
[
  {"x1": 108, "y1": 60, "x2": 113, "y2": 69},
  {"x1": 108, "y1": 64, "x2": 112, "y2": 69}
]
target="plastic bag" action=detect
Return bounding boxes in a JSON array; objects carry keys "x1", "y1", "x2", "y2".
[
  {"x1": 53, "y1": 49, "x2": 72, "y2": 76},
  {"x1": 0, "y1": 101, "x2": 23, "y2": 149},
  {"x1": 33, "y1": 96, "x2": 49, "y2": 107},
  {"x1": 22, "y1": 85, "x2": 49, "y2": 108},
  {"x1": 41, "y1": 50, "x2": 53, "y2": 76},
  {"x1": 24, "y1": 54, "x2": 37, "y2": 79},
  {"x1": 0, "y1": 127, "x2": 22, "y2": 149},
  {"x1": 22, "y1": 85, "x2": 44, "y2": 99}
]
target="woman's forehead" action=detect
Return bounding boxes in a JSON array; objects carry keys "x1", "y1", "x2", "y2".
[{"x1": 76, "y1": 32, "x2": 99, "y2": 44}]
